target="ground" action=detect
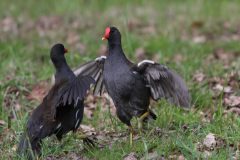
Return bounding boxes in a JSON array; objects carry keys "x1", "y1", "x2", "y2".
[{"x1": 0, "y1": 0, "x2": 240, "y2": 159}]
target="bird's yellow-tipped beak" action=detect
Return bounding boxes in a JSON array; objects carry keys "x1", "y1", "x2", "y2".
[{"x1": 102, "y1": 37, "x2": 106, "y2": 40}]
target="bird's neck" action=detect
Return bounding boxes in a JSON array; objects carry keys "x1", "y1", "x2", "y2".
[
  {"x1": 107, "y1": 37, "x2": 122, "y2": 47},
  {"x1": 53, "y1": 58, "x2": 70, "y2": 72},
  {"x1": 53, "y1": 56, "x2": 74, "y2": 84},
  {"x1": 107, "y1": 40, "x2": 126, "y2": 59}
]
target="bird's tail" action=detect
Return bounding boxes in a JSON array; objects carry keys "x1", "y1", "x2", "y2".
[{"x1": 17, "y1": 133, "x2": 39, "y2": 160}]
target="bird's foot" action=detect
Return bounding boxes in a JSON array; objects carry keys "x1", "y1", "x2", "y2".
[
  {"x1": 128, "y1": 126, "x2": 134, "y2": 146},
  {"x1": 74, "y1": 133, "x2": 104, "y2": 148},
  {"x1": 138, "y1": 109, "x2": 150, "y2": 135},
  {"x1": 138, "y1": 118, "x2": 144, "y2": 135}
]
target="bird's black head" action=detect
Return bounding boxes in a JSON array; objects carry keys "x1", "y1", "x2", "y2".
[
  {"x1": 102, "y1": 27, "x2": 122, "y2": 45},
  {"x1": 50, "y1": 43, "x2": 69, "y2": 63}
]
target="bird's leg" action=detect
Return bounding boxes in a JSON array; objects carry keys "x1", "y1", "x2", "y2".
[
  {"x1": 128, "y1": 125, "x2": 134, "y2": 146},
  {"x1": 138, "y1": 108, "x2": 150, "y2": 135},
  {"x1": 73, "y1": 131, "x2": 104, "y2": 147}
]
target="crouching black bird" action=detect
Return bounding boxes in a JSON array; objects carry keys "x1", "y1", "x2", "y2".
[
  {"x1": 17, "y1": 44, "x2": 96, "y2": 159},
  {"x1": 73, "y1": 27, "x2": 193, "y2": 146}
]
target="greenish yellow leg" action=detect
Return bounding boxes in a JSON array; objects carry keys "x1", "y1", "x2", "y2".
[
  {"x1": 73, "y1": 131, "x2": 104, "y2": 147},
  {"x1": 138, "y1": 109, "x2": 150, "y2": 134},
  {"x1": 77, "y1": 134, "x2": 87, "y2": 139},
  {"x1": 129, "y1": 126, "x2": 133, "y2": 146}
]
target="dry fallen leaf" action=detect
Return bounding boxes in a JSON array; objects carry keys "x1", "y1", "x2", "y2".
[
  {"x1": 213, "y1": 84, "x2": 232, "y2": 93},
  {"x1": 26, "y1": 85, "x2": 50, "y2": 101},
  {"x1": 224, "y1": 107, "x2": 240, "y2": 118},
  {"x1": 80, "y1": 125, "x2": 96, "y2": 135},
  {"x1": 192, "y1": 72, "x2": 206, "y2": 82},
  {"x1": 42, "y1": 154, "x2": 55, "y2": 160},
  {"x1": 191, "y1": 21, "x2": 204, "y2": 28},
  {"x1": 224, "y1": 96, "x2": 240, "y2": 107},
  {"x1": 178, "y1": 155, "x2": 187, "y2": 160},
  {"x1": 135, "y1": 48, "x2": 146, "y2": 62},
  {"x1": 203, "y1": 133, "x2": 216, "y2": 148},
  {"x1": 63, "y1": 151, "x2": 82, "y2": 160},
  {"x1": 0, "y1": 120, "x2": 6, "y2": 125},
  {"x1": 168, "y1": 155, "x2": 186, "y2": 160},
  {"x1": 193, "y1": 36, "x2": 206, "y2": 43},
  {"x1": 11, "y1": 145, "x2": 17, "y2": 151},
  {"x1": 173, "y1": 54, "x2": 182, "y2": 61},
  {"x1": 140, "y1": 152, "x2": 160, "y2": 160},
  {"x1": 123, "y1": 152, "x2": 138, "y2": 160},
  {"x1": 98, "y1": 44, "x2": 108, "y2": 56}
]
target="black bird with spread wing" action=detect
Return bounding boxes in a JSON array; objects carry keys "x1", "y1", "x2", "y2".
[
  {"x1": 74, "y1": 27, "x2": 193, "y2": 146},
  {"x1": 17, "y1": 44, "x2": 96, "y2": 159}
]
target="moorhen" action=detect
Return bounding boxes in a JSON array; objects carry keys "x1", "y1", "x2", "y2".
[
  {"x1": 74, "y1": 27, "x2": 193, "y2": 146},
  {"x1": 17, "y1": 44, "x2": 96, "y2": 159}
]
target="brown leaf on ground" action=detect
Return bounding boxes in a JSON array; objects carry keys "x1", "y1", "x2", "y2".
[
  {"x1": 62, "y1": 151, "x2": 83, "y2": 160},
  {"x1": 193, "y1": 36, "x2": 206, "y2": 43},
  {"x1": 80, "y1": 125, "x2": 96, "y2": 135},
  {"x1": 203, "y1": 150, "x2": 211, "y2": 156},
  {"x1": 177, "y1": 155, "x2": 187, "y2": 160},
  {"x1": 135, "y1": 48, "x2": 146, "y2": 62},
  {"x1": 168, "y1": 120, "x2": 176, "y2": 128},
  {"x1": 75, "y1": 43, "x2": 87, "y2": 55},
  {"x1": 151, "y1": 54, "x2": 159, "y2": 62},
  {"x1": 1, "y1": 17, "x2": 18, "y2": 35},
  {"x1": 84, "y1": 108, "x2": 94, "y2": 119},
  {"x1": 203, "y1": 133, "x2": 216, "y2": 149},
  {"x1": 214, "y1": 48, "x2": 236, "y2": 61},
  {"x1": 26, "y1": 85, "x2": 50, "y2": 101},
  {"x1": 95, "y1": 135, "x2": 106, "y2": 141},
  {"x1": 11, "y1": 145, "x2": 17, "y2": 151},
  {"x1": 98, "y1": 44, "x2": 108, "y2": 56},
  {"x1": 128, "y1": 19, "x2": 143, "y2": 31},
  {"x1": 213, "y1": 84, "x2": 232, "y2": 93},
  {"x1": 2, "y1": 126, "x2": 16, "y2": 141},
  {"x1": 224, "y1": 107, "x2": 240, "y2": 118},
  {"x1": 67, "y1": 32, "x2": 79, "y2": 45},
  {"x1": 155, "y1": 127, "x2": 162, "y2": 138},
  {"x1": 123, "y1": 152, "x2": 138, "y2": 160},
  {"x1": 42, "y1": 154, "x2": 56, "y2": 160},
  {"x1": 38, "y1": 16, "x2": 62, "y2": 30},
  {"x1": 224, "y1": 96, "x2": 240, "y2": 107},
  {"x1": 173, "y1": 54, "x2": 182, "y2": 61},
  {"x1": 191, "y1": 21, "x2": 204, "y2": 28},
  {"x1": 0, "y1": 120, "x2": 6, "y2": 125},
  {"x1": 140, "y1": 152, "x2": 161, "y2": 160},
  {"x1": 192, "y1": 72, "x2": 206, "y2": 82},
  {"x1": 168, "y1": 155, "x2": 186, "y2": 160}
]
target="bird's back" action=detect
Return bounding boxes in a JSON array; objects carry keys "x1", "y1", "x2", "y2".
[{"x1": 104, "y1": 56, "x2": 150, "y2": 116}]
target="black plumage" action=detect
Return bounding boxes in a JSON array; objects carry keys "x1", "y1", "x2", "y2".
[
  {"x1": 17, "y1": 44, "x2": 95, "y2": 159},
  {"x1": 74, "y1": 27, "x2": 193, "y2": 145}
]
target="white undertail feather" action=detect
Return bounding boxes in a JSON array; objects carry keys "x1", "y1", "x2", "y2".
[
  {"x1": 75, "y1": 119, "x2": 80, "y2": 128},
  {"x1": 56, "y1": 123, "x2": 61, "y2": 129},
  {"x1": 137, "y1": 60, "x2": 154, "y2": 67},
  {"x1": 133, "y1": 71, "x2": 138, "y2": 74},
  {"x1": 74, "y1": 97, "x2": 79, "y2": 108},
  {"x1": 95, "y1": 56, "x2": 106, "y2": 61},
  {"x1": 76, "y1": 109, "x2": 79, "y2": 119}
]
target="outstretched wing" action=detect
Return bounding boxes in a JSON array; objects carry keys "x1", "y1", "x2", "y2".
[
  {"x1": 136, "y1": 60, "x2": 193, "y2": 108},
  {"x1": 73, "y1": 56, "x2": 106, "y2": 96},
  {"x1": 43, "y1": 75, "x2": 95, "y2": 122},
  {"x1": 53, "y1": 75, "x2": 95, "y2": 107}
]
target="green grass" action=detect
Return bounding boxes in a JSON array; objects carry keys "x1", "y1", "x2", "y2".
[{"x1": 0, "y1": 0, "x2": 240, "y2": 159}]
